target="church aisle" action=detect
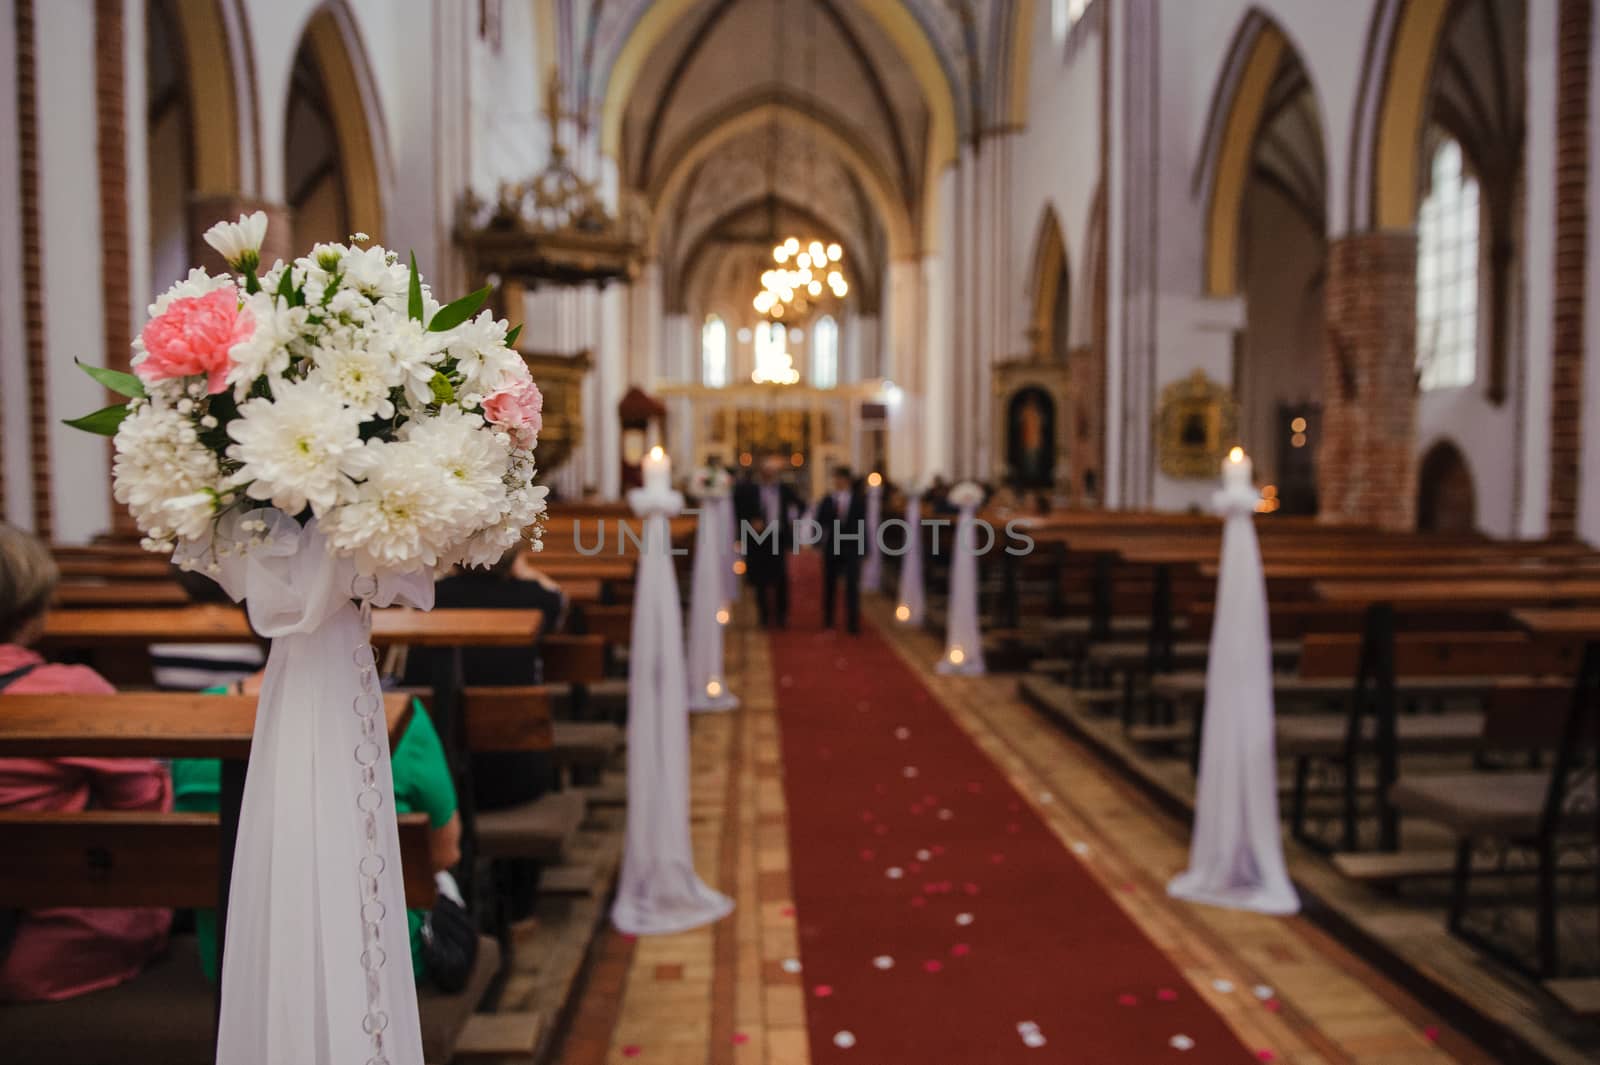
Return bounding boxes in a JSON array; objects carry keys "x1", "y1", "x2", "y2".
[{"x1": 565, "y1": 561, "x2": 1494, "y2": 1065}]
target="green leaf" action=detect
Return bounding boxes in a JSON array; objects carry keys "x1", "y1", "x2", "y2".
[
  {"x1": 75, "y1": 359, "x2": 145, "y2": 398},
  {"x1": 407, "y1": 253, "x2": 424, "y2": 323},
  {"x1": 428, "y1": 371, "x2": 456, "y2": 405},
  {"x1": 506, "y1": 323, "x2": 523, "y2": 348},
  {"x1": 276, "y1": 265, "x2": 296, "y2": 302},
  {"x1": 63, "y1": 403, "x2": 132, "y2": 436},
  {"x1": 427, "y1": 286, "x2": 492, "y2": 333}
]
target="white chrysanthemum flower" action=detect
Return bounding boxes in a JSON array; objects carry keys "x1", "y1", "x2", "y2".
[
  {"x1": 113, "y1": 403, "x2": 224, "y2": 541},
  {"x1": 404, "y1": 405, "x2": 509, "y2": 524},
  {"x1": 377, "y1": 313, "x2": 451, "y2": 407},
  {"x1": 306, "y1": 345, "x2": 403, "y2": 419},
  {"x1": 226, "y1": 291, "x2": 307, "y2": 398},
  {"x1": 444, "y1": 311, "x2": 521, "y2": 394},
  {"x1": 341, "y1": 245, "x2": 407, "y2": 301},
  {"x1": 323, "y1": 440, "x2": 466, "y2": 574},
  {"x1": 202, "y1": 211, "x2": 268, "y2": 272},
  {"x1": 225, "y1": 380, "x2": 368, "y2": 516}
]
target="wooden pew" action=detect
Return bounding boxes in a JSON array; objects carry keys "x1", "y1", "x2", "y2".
[{"x1": 0, "y1": 691, "x2": 519, "y2": 1065}]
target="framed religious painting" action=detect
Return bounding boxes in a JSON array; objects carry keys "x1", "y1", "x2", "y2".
[{"x1": 1157, "y1": 369, "x2": 1239, "y2": 479}]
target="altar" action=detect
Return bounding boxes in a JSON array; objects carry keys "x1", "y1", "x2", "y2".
[{"x1": 658, "y1": 380, "x2": 892, "y2": 499}]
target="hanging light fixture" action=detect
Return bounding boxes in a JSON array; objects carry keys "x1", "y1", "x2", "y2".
[{"x1": 751, "y1": 0, "x2": 848, "y2": 323}]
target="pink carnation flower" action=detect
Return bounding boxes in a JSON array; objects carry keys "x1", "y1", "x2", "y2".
[
  {"x1": 137, "y1": 287, "x2": 253, "y2": 394},
  {"x1": 483, "y1": 376, "x2": 544, "y2": 448}
]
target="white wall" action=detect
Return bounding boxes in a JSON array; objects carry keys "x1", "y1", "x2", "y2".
[{"x1": 36, "y1": 0, "x2": 112, "y2": 542}]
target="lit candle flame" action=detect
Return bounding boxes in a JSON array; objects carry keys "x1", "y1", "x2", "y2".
[
  {"x1": 707, "y1": 679, "x2": 722, "y2": 697},
  {"x1": 867, "y1": 472, "x2": 883, "y2": 488},
  {"x1": 716, "y1": 608, "x2": 730, "y2": 625},
  {"x1": 895, "y1": 604, "x2": 911, "y2": 622},
  {"x1": 650, "y1": 445, "x2": 665, "y2": 460},
  {"x1": 1229, "y1": 446, "x2": 1244, "y2": 464},
  {"x1": 949, "y1": 647, "x2": 965, "y2": 665}
]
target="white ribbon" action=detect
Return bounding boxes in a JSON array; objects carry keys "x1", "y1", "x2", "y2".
[
  {"x1": 178, "y1": 509, "x2": 433, "y2": 1065},
  {"x1": 613, "y1": 488, "x2": 735, "y2": 935},
  {"x1": 936, "y1": 503, "x2": 986, "y2": 676},
  {"x1": 860, "y1": 483, "x2": 883, "y2": 592},
  {"x1": 687, "y1": 496, "x2": 738, "y2": 713},
  {"x1": 719, "y1": 496, "x2": 740, "y2": 606},
  {"x1": 1167, "y1": 484, "x2": 1300, "y2": 915},
  {"x1": 896, "y1": 494, "x2": 925, "y2": 626}
]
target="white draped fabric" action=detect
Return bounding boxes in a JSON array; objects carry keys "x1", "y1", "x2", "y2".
[
  {"x1": 719, "y1": 496, "x2": 739, "y2": 607},
  {"x1": 936, "y1": 503, "x2": 986, "y2": 676},
  {"x1": 176, "y1": 509, "x2": 432, "y2": 1065},
  {"x1": 896, "y1": 494, "x2": 926, "y2": 626},
  {"x1": 613, "y1": 487, "x2": 736, "y2": 935},
  {"x1": 860, "y1": 482, "x2": 883, "y2": 592},
  {"x1": 1167, "y1": 483, "x2": 1300, "y2": 915},
  {"x1": 688, "y1": 496, "x2": 739, "y2": 713}
]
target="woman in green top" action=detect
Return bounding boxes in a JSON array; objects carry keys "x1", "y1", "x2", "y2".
[{"x1": 172, "y1": 674, "x2": 461, "y2": 983}]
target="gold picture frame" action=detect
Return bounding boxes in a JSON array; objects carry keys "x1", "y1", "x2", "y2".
[{"x1": 1157, "y1": 369, "x2": 1238, "y2": 480}]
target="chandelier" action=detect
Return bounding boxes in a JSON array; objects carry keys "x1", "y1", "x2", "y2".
[{"x1": 753, "y1": 237, "x2": 848, "y2": 319}]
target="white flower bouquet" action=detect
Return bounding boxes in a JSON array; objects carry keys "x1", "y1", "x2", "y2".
[
  {"x1": 947, "y1": 480, "x2": 986, "y2": 508},
  {"x1": 688, "y1": 465, "x2": 734, "y2": 499},
  {"x1": 70, "y1": 212, "x2": 547, "y2": 575}
]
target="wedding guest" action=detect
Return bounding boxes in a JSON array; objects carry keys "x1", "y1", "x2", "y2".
[
  {"x1": 0, "y1": 523, "x2": 173, "y2": 1002},
  {"x1": 814, "y1": 466, "x2": 867, "y2": 634},
  {"x1": 172, "y1": 668, "x2": 460, "y2": 983},
  {"x1": 403, "y1": 548, "x2": 562, "y2": 811},
  {"x1": 734, "y1": 454, "x2": 802, "y2": 629}
]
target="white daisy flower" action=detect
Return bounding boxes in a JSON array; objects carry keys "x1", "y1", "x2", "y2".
[
  {"x1": 202, "y1": 211, "x2": 268, "y2": 272},
  {"x1": 225, "y1": 381, "x2": 368, "y2": 516}
]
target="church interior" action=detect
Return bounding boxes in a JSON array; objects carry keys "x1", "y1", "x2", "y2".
[{"x1": 3, "y1": 1, "x2": 1600, "y2": 1062}]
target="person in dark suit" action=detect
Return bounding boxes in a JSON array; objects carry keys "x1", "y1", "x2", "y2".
[
  {"x1": 814, "y1": 465, "x2": 868, "y2": 634},
  {"x1": 735, "y1": 454, "x2": 802, "y2": 628}
]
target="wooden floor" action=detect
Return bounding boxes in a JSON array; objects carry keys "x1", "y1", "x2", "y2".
[{"x1": 554, "y1": 596, "x2": 1513, "y2": 1064}]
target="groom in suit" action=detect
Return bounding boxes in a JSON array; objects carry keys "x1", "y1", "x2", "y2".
[
  {"x1": 735, "y1": 454, "x2": 802, "y2": 628},
  {"x1": 813, "y1": 465, "x2": 867, "y2": 634}
]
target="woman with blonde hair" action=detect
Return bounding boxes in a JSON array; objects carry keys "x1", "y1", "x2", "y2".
[{"x1": 0, "y1": 523, "x2": 173, "y2": 1001}]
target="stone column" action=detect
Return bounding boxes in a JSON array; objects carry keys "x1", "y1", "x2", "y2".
[
  {"x1": 188, "y1": 196, "x2": 294, "y2": 273},
  {"x1": 1318, "y1": 232, "x2": 1418, "y2": 531}
]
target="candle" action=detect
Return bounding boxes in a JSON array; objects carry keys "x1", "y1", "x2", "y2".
[
  {"x1": 1224, "y1": 446, "x2": 1253, "y2": 491},
  {"x1": 643, "y1": 445, "x2": 671, "y2": 493},
  {"x1": 867, "y1": 471, "x2": 883, "y2": 488}
]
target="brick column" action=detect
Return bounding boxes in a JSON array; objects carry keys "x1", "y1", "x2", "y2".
[
  {"x1": 1548, "y1": 0, "x2": 1591, "y2": 538},
  {"x1": 188, "y1": 196, "x2": 295, "y2": 275},
  {"x1": 16, "y1": 0, "x2": 50, "y2": 539},
  {"x1": 1318, "y1": 232, "x2": 1419, "y2": 530}
]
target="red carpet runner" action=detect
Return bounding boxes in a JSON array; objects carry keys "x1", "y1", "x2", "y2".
[{"x1": 768, "y1": 554, "x2": 1258, "y2": 1063}]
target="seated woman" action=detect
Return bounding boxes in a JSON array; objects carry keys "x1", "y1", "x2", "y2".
[
  {"x1": 171, "y1": 668, "x2": 460, "y2": 983},
  {"x1": 0, "y1": 524, "x2": 173, "y2": 1002},
  {"x1": 403, "y1": 548, "x2": 564, "y2": 812}
]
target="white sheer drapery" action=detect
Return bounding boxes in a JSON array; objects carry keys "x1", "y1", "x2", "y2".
[
  {"x1": 1167, "y1": 483, "x2": 1300, "y2": 915},
  {"x1": 613, "y1": 486, "x2": 736, "y2": 934},
  {"x1": 896, "y1": 494, "x2": 925, "y2": 626},
  {"x1": 860, "y1": 481, "x2": 883, "y2": 592},
  {"x1": 176, "y1": 509, "x2": 432, "y2": 1065},
  {"x1": 720, "y1": 496, "x2": 739, "y2": 608},
  {"x1": 935, "y1": 503, "x2": 986, "y2": 675},
  {"x1": 687, "y1": 495, "x2": 738, "y2": 713}
]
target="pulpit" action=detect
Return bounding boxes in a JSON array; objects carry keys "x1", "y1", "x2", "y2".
[{"x1": 619, "y1": 387, "x2": 668, "y2": 490}]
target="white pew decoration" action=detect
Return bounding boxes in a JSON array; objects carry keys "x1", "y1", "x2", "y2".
[
  {"x1": 860, "y1": 472, "x2": 884, "y2": 592},
  {"x1": 936, "y1": 480, "x2": 987, "y2": 676},
  {"x1": 70, "y1": 214, "x2": 549, "y2": 1065},
  {"x1": 895, "y1": 489, "x2": 926, "y2": 626},
  {"x1": 688, "y1": 466, "x2": 739, "y2": 713},
  {"x1": 1168, "y1": 448, "x2": 1300, "y2": 915},
  {"x1": 614, "y1": 448, "x2": 736, "y2": 934}
]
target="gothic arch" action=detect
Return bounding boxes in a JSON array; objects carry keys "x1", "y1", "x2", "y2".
[
  {"x1": 1027, "y1": 205, "x2": 1069, "y2": 360},
  {"x1": 1197, "y1": 12, "x2": 1326, "y2": 296},
  {"x1": 287, "y1": 4, "x2": 386, "y2": 244}
]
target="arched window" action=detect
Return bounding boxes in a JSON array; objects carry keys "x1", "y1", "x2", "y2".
[
  {"x1": 1416, "y1": 137, "x2": 1479, "y2": 391},
  {"x1": 1053, "y1": 0, "x2": 1089, "y2": 42},
  {"x1": 701, "y1": 314, "x2": 728, "y2": 387},
  {"x1": 811, "y1": 315, "x2": 839, "y2": 388}
]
